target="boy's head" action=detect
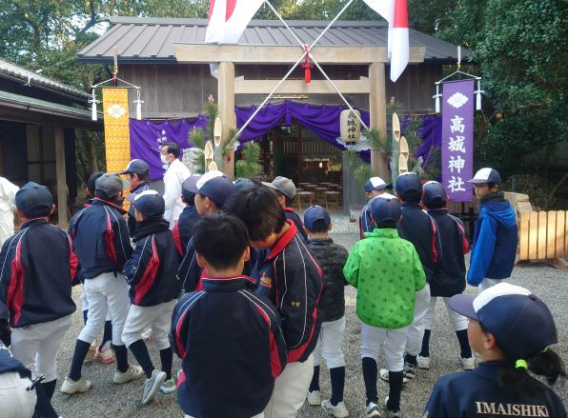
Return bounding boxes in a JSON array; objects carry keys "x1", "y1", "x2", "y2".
[
  {"x1": 262, "y1": 176, "x2": 296, "y2": 207},
  {"x1": 185, "y1": 171, "x2": 235, "y2": 215},
  {"x1": 369, "y1": 197, "x2": 401, "y2": 229},
  {"x1": 95, "y1": 173, "x2": 128, "y2": 203},
  {"x1": 127, "y1": 190, "x2": 165, "y2": 222},
  {"x1": 422, "y1": 181, "x2": 448, "y2": 209},
  {"x1": 224, "y1": 184, "x2": 287, "y2": 249},
  {"x1": 234, "y1": 177, "x2": 255, "y2": 193},
  {"x1": 395, "y1": 172, "x2": 423, "y2": 203},
  {"x1": 15, "y1": 182, "x2": 54, "y2": 219},
  {"x1": 86, "y1": 172, "x2": 104, "y2": 198},
  {"x1": 193, "y1": 214, "x2": 250, "y2": 275},
  {"x1": 364, "y1": 176, "x2": 392, "y2": 199},
  {"x1": 303, "y1": 205, "x2": 332, "y2": 237},
  {"x1": 121, "y1": 159, "x2": 150, "y2": 190},
  {"x1": 449, "y1": 283, "x2": 557, "y2": 361},
  {"x1": 467, "y1": 168, "x2": 502, "y2": 199}
]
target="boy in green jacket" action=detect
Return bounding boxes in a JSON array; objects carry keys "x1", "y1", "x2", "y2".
[{"x1": 344, "y1": 197, "x2": 426, "y2": 418}]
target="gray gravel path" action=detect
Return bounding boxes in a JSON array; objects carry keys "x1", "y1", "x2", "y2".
[{"x1": 51, "y1": 226, "x2": 568, "y2": 418}]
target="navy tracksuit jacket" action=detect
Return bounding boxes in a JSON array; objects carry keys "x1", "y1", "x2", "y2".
[
  {"x1": 68, "y1": 198, "x2": 133, "y2": 280},
  {"x1": 170, "y1": 275, "x2": 287, "y2": 418},
  {"x1": 0, "y1": 218, "x2": 76, "y2": 328}
]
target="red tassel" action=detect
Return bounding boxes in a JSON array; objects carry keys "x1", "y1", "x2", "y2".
[{"x1": 302, "y1": 44, "x2": 313, "y2": 84}]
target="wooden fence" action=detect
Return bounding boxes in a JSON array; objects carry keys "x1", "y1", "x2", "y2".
[{"x1": 519, "y1": 211, "x2": 567, "y2": 261}]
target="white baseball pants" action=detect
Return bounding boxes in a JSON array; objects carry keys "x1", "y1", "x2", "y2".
[
  {"x1": 264, "y1": 355, "x2": 314, "y2": 418},
  {"x1": 360, "y1": 323, "x2": 408, "y2": 372},
  {"x1": 423, "y1": 296, "x2": 468, "y2": 331},
  {"x1": 312, "y1": 316, "x2": 346, "y2": 369},
  {"x1": 78, "y1": 272, "x2": 130, "y2": 346},
  {"x1": 10, "y1": 315, "x2": 72, "y2": 382},
  {"x1": 405, "y1": 283, "x2": 431, "y2": 357},
  {"x1": 122, "y1": 300, "x2": 177, "y2": 350},
  {"x1": 0, "y1": 372, "x2": 36, "y2": 418}
]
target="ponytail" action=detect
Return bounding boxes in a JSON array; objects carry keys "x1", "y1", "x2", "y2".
[{"x1": 479, "y1": 323, "x2": 566, "y2": 397}]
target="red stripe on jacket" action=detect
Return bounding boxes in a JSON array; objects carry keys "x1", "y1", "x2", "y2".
[
  {"x1": 429, "y1": 218, "x2": 439, "y2": 263},
  {"x1": 104, "y1": 213, "x2": 118, "y2": 265},
  {"x1": 6, "y1": 241, "x2": 25, "y2": 326},
  {"x1": 67, "y1": 236, "x2": 78, "y2": 281},
  {"x1": 172, "y1": 222, "x2": 183, "y2": 257},
  {"x1": 133, "y1": 238, "x2": 160, "y2": 305},
  {"x1": 253, "y1": 304, "x2": 283, "y2": 378}
]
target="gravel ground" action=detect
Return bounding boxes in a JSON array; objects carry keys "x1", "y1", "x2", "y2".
[{"x1": 50, "y1": 221, "x2": 568, "y2": 418}]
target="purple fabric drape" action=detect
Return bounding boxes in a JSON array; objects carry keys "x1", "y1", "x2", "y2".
[
  {"x1": 415, "y1": 115, "x2": 442, "y2": 169},
  {"x1": 127, "y1": 101, "x2": 441, "y2": 180},
  {"x1": 130, "y1": 116, "x2": 208, "y2": 180}
]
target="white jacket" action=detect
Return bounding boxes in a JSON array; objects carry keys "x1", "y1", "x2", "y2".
[
  {"x1": 0, "y1": 177, "x2": 19, "y2": 245},
  {"x1": 163, "y1": 159, "x2": 190, "y2": 228}
]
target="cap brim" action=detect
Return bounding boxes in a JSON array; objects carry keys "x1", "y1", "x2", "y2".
[
  {"x1": 262, "y1": 182, "x2": 279, "y2": 192},
  {"x1": 448, "y1": 294, "x2": 478, "y2": 320},
  {"x1": 466, "y1": 178, "x2": 488, "y2": 184},
  {"x1": 385, "y1": 184, "x2": 393, "y2": 190}
]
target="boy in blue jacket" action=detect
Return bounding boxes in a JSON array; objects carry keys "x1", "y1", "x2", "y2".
[
  {"x1": 466, "y1": 168, "x2": 518, "y2": 292},
  {"x1": 171, "y1": 214, "x2": 287, "y2": 418},
  {"x1": 122, "y1": 190, "x2": 181, "y2": 404}
]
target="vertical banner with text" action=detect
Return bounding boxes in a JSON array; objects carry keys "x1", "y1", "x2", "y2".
[
  {"x1": 102, "y1": 88, "x2": 131, "y2": 174},
  {"x1": 442, "y1": 80, "x2": 474, "y2": 202}
]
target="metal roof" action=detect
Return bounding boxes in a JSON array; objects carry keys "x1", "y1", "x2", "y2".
[
  {"x1": 78, "y1": 17, "x2": 471, "y2": 65},
  {"x1": 0, "y1": 58, "x2": 91, "y2": 100}
]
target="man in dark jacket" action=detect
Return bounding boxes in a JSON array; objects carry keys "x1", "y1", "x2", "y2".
[
  {"x1": 122, "y1": 190, "x2": 181, "y2": 405},
  {"x1": 466, "y1": 168, "x2": 518, "y2": 292},
  {"x1": 62, "y1": 173, "x2": 143, "y2": 395},
  {"x1": 0, "y1": 182, "x2": 76, "y2": 417},
  {"x1": 303, "y1": 205, "x2": 350, "y2": 418},
  {"x1": 417, "y1": 181, "x2": 474, "y2": 371}
]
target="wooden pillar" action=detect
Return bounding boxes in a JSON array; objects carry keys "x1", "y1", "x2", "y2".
[
  {"x1": 54, "y1": 126, "x2": 68, "y2": 228},
  {"x1": 369, "y1": 62, "x2": 388, "y2": 180},
  {"x1": 218, "y1": 62, "x2": 236, "y2": 178}
]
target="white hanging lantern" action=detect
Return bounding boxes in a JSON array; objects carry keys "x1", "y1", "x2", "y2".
[
  {"x1": 89, "y1": 89, "x2": 98, "y2": 121},
  {"x1": 134, "y1": 88, "x2": 144, "y2": 121},
  {"x1": 340, "y1": 109, "x2": 361, "y2": 143}
]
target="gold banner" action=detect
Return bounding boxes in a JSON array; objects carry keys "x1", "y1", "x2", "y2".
[{"x1": 102, "y1": 88, "x2": 131, "y2": 174}]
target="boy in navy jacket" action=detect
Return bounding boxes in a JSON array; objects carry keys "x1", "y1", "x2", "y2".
[
  {"x1": 171, "y1": 214, "x2": 287, "y2": 418},
  {"x1": 62, "y1": 174, "x2": 142, "y2": 394},
  {"x1": 172, "y1": 176, "x2": 200, "y2": 257},
  {"x1": 122, "y1": 190, "x2": 181, "y2": 404},
  {"x1": 466, "y1": 168, "x2": 518, "y2": 292},
  {"x1": 224, "y1": 184, "x2": 323, "y2": 418},
  {"x1": 0, "y1": 182, "x2": 76, "y2": 417},
  {"x1": 417, "y1": 181, "x2": 474, "y2": 371}
]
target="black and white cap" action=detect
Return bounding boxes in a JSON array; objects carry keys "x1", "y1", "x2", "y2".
[{"x1": 467, "y1": 168, "x2": 502, "y2": 185}]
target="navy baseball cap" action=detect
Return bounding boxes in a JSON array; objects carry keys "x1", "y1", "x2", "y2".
[
  {"x1": 467, "y1": 168, "x2": 502, "y2": 185},
  {"x1": 449, "y1": 283, "x2": 558, "y2": 360},
  {"x1": 395, "y1": 172, "x2": 423, "y2": 202},
  {"x1": 370, "y1": 197, "x2": 401, "y2": 226},
  {"x1": 234, "y1": 178, "x2": 255, "y2": 193},
  {"x1": 95, "y1": 173, "x2": 129, "y2": 198},
  {"x1": 121, "y1": 159, "x2": 149, "y2": 176},
  {"x1": 181, "y1": 175, "x2": 200, "y2": 202},
  {"x1": 127, "y1": 190, "x2": 165, "y2": 218},
  {"x1": 186, "y1": 170, "x2": 235, "y2": 207},
  {"x1": 15, "y1": 182, "x2": 53, "y2": 218},
  {"x1": 365, "y1": 177, "x2": 392, "y2": 193},
  {"x1": 304, "y1": 205, "x2": 331, "y2": 230},
  {"x1": 87, "y1": 172, "x2": 104, "y2": 194},
  {"x1": 422, "y1": 181, "x2": 447, "y2": 209}
]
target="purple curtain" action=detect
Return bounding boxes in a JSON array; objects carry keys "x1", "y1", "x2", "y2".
[
  {"x1": 129, "y1": 116, "x2": 208, "y2": 180},
  {"x1": 414, "y1": 115, "x2": 442, "y2": 169},
  {"x1": 127, "y1": 102, "x2": 441, "y2": 180}
]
